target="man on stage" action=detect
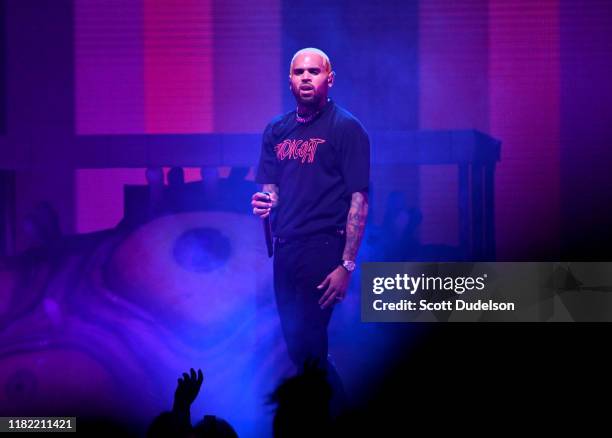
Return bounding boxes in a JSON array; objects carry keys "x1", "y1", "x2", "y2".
[{"x1": 251, "y1": 48, "x2": 370, "y2": 400}]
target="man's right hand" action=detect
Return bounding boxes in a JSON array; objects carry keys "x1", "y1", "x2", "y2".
[{"x1": 251, "y1": 191, "x2": 278, "y2": 219}]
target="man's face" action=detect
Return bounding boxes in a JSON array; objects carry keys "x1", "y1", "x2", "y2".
[{"x1": 289, "y1": 52, "x2": 334, "y2": 107}]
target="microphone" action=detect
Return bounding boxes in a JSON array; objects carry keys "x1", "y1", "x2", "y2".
[{"x1": 262, "y1": 192, "x2": 274, "y2": 258}]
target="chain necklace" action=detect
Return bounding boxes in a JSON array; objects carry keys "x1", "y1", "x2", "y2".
[
  {"x1": 295, "y1": 108, "x2": 321, "y2": 124},
  {"x1": 295, "y1": 99, "x2": 329, "y2": 124}
]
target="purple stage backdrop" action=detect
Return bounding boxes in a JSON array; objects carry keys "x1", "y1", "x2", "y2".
[
  {"x1": 1, "y1": 0, "x2": 612, "y2": 437},
  {"x1": 64, "y1": 0, "x2": 612, "y2": 259}
]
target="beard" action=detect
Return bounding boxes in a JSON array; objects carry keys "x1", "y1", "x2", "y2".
[{"x1": 291, "y1": 85, "x2": 323, "y2": 108}]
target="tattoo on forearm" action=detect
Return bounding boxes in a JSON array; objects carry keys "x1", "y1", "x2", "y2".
[{"x1": 343, "y1": 191, "x2": 368, "y2": 261}]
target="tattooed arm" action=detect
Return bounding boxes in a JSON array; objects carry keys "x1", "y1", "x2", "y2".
[
  {"x1": 343, "y1": 191, "x2": 369, "y2": 261},
  {"x1": 318, "y1": 191, "x2": 369, "y2": 309}
]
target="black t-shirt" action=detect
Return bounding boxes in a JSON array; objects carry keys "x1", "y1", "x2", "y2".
[{"x1": 256, "y1": 99, "x2": 370, "y2": 238}]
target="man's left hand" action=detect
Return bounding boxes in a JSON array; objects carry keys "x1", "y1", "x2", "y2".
[{"x1": 317, "y1": 266, "x2": 351, "y2": 309}]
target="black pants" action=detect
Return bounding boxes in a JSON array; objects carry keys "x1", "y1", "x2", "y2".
[{"x1": 273, "y1": 231, "x2": 347, "y2": 409}]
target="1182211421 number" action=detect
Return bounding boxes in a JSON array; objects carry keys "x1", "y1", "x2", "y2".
[{"x1": 1, "y1": 417, "x2": 76, "y2": 432}]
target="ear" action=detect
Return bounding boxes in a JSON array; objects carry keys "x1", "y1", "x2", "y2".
[{"x1": 328, "y1": 71, "x2": 335, "y2": 88}]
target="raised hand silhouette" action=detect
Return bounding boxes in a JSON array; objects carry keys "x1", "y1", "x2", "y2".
[{"x1": 173, "y1": 368, "x2": 204, "y2": 424}]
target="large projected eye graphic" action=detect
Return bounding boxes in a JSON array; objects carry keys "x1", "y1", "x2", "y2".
[
  {"x1": 172, "y1": 227, "x2": 232, "y2": 273},
  {"x1": 105, "y1": 212, "x2": 269, "y2": 335},
  {"x1": 0, "y1": 211, "x2": 279, "y2": 423}
]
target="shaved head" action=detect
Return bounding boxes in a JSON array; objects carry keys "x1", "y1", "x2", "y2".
[
  {"x1": 289, "y1": 47, "x2": 335, "y2": 112},
  {"x1": 290, "y1": 48, "x2": 332, "y2": 74}
]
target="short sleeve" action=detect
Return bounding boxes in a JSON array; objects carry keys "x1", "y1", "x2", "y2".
[
  {"x1": 339, "y1": 119, "x2": 370, "y2": 193},
  {"x1": 255, "y1": 122, "x2": 279, "y2": 184}
]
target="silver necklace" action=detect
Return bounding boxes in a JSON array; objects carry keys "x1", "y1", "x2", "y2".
[
  {"x1": 295, "y1": 108, "x2": 321, "y2": 124},
  {"x1": 295, "y1": 99, "x2": 329, "y2": 124}
]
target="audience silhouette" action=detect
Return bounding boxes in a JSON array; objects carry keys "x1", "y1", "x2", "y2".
[
  {"x1": 147, "y1": 368, "x2": 239, "y2": 438},
  {"x1": 269, "y1": 360, "x2": 335, "y2": 438}
]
